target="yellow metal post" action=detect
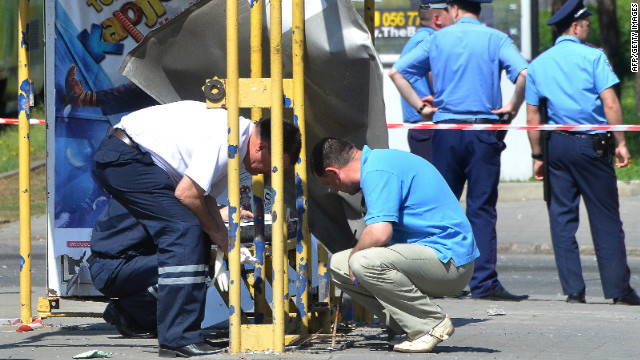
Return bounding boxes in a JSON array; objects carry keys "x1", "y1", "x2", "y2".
[
  {"x1": 292, "y1": 0, "x2": 310, "y2": 335},
  {"x1": 269, "y1": 0, "x2": 286, "y2": 352},
  {"x1": 226, "y1": 0, "x2": 242, "y2": 354},
  {"x1": 364, "y1": 0, "x2": 375, "y2": 44},
  {"x1": 250, "y1": 0, "x2": 270, "y2": 325},
  {"x1": 18, "y1": 0, "x2": 32, "y2": 325}
]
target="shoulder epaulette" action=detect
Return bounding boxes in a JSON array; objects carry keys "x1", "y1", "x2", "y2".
[{"x1": 585, "y1": 42, "x2": 604, "y2": 51}]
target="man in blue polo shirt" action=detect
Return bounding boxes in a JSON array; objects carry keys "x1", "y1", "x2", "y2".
[
  {"x1": 399, "y1": 0, "x2": 450, "y2": 162},
  {"x1": 388, "y1": 0, "x2": 529, "y2": 301},
  {"x1": 526, "y1": 0, "x2": 639, "y2": 305},
  {"x1": 310, "y1": 137, "x2": 479, "y2": 353}
]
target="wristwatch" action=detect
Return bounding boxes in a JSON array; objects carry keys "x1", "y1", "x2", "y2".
[
  {"x1": 416, "y1": 104, "x2": 427, "y2": 115},
  {"x1": 531, "y1": 153, "x2": 543, "y2": 160}
]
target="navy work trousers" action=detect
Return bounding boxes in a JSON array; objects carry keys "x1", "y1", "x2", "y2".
[
  {"x1": 408, "y1": 128, "x2": 435, "y2": 163},
  {"x1": 547, "y1": 132, "x2": 632, "y2": 298},
  {"x1": 431, "y1": 121, "x2": 505, "y2": 297},
  {"x1": 89, "y1": 135, "x2": 210, "y2": 348}
]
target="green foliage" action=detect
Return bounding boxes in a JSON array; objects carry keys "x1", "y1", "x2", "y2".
[
  {"x1": 615, "y1": 81, "x2": 640, "y2": 181},
  {"x1": 0, "y1": 104, "x2": 46, "y2": 173},
  {"x1": 539, "y1": 2, "x2": 632, "y2": 79}
]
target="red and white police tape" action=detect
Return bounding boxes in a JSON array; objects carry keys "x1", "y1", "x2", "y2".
[
  {"x1": 15, "y1": 318, "x2": 44, "y2": 332},
  {"x1": 0, "y1": 118, "x2": 45, "y2": 125},
  {"x1": 388, "y1": 123, "x2": 640, "y2": 131},
  {"x1": 2, "y1": 119, "x2": 639, "y2": 131}
]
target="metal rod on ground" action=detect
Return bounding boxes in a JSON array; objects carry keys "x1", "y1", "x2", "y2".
[{"x1": 331, "y1": 291, "x2": 344, "y2": 348}]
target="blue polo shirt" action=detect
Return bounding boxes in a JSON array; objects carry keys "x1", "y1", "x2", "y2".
[
  {"x1": 395, "y1": 17, "x2": 528, "y2": 122},
  {"x1": 526, "y1": 35, "x2": 619, "y2": 133},
  {"x1": 360, "y1": 146, "x2": 479, "y2": 266},
  {"x1": 398, "y1": 26, "x2": 436, "y2": 123}
]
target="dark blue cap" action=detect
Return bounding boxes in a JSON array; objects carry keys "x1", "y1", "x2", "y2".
[{"x1": 547, "y1": 0, "x2": 593, "y2": 27}]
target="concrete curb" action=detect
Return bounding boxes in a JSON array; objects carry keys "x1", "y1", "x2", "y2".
[
  {"x1": 499, "y1": 243, "x2": 640, "y2": 257},
  {"x1": 496, "y1": 180, "x2": 640, "y2": 202},
  {"x1": 0, "y1": 160, "x2": 46, "y2": 179}
]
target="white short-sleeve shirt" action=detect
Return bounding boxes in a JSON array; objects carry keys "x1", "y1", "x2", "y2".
[{"x1": 115, "y1": 100, "x2": 252, "y2": 198}]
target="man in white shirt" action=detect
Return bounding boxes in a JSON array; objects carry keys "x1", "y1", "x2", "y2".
[{"x1": 88, "y1": 101, "x2": 302, "y2": 357}]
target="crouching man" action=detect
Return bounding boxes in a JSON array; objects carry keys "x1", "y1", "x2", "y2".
[{"x1": 310, "y1": 137, "x2": 479, "y2": 353}]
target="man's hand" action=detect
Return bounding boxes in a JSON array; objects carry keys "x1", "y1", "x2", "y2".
[
  {"x1": 219, "y1": 206, "x2": 254, "y2": 222},
  {"x1": 419, "y1": 95, "x2": 438, "y2": 120},
  {"x1": 615, "y1": 144, "x2": 631, "y2": 168},
  {"x1": 533, "y1": 159, "x2": 544, "y2": 180},
  {"x1": 491, "y1": 103, "x2": 517, "y2": 122}
]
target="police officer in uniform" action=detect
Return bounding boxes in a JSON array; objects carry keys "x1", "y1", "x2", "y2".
[
  {"x1": 389, "y1": 0, "x2": 529, "y2": 301},
  {"x1": 89, "y1": 101, "x2": 302, "y2": 356},
  {"x1": 526, "y1": 0, "x2": 640, "y2": 305},
  {"x1": 400, "y1": 0, "x2": 450, "y2": 162}
]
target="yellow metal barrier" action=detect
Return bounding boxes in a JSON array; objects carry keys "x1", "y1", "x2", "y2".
[
  {"x1": 204, "y1": 0, "x2": 333, "y2": 353},
  {"x1": 292, "y1": 0, "x2": 312, "y2": 336},
  {"x1": 225, "y1": 0, "x2": 242, "y2": 353},
  {"x1": 268, "y1": 0, "x2": 286, "y2": 352},
  {"x1": 18, "y1": 0, "x2": 33, "y2": 325},
  {"x1": 250, "y1": 0, "x2": 270, "y2": 326}
]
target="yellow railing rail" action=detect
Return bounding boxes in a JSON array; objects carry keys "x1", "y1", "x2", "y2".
[{"x1": 18, "y1": 0, "x2": 33, "y2": 325}]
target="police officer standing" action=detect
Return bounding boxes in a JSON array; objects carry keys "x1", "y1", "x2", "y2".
[
  {"x1": 526, "y1": 0, "x2": 640, "y2": 305},
  {"x1": 88, "y1": 101, "x2": 302, "y2": 356},
  {"x1": 400, "y1": 0, "x2": 450, "y2": 162},
  {"x1": 389, "y1": 0, "x2": 529, "y2": 301}
]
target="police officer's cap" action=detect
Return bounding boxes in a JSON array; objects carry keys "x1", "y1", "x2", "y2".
[
  {"x1": 547, "y1": 0, "x2": 593, "y2": 27},
  {"x1": 420, "y1": 0, "x2": 448, "y2": 9}
]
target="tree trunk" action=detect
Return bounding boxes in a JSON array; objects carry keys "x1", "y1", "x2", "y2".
[
  {"x1": 636, "y1": 71, "x2": 640, "y2": 120},
  {"x1": 596, "y1": 0, "x2": 622, "y2": 83}
]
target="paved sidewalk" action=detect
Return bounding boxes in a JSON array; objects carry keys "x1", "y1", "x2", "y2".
[{"x1": 2, "y1": 286, "x2": 640, "y2": 359}]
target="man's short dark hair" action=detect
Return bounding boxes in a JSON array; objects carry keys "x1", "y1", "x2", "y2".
[
  {"x1": 556, "y1": 17, "x2": 587, "y2": 36},
  {"x1": 310, "y1": 137, "x2": 356, "y2": 177},
  {"x1": 449, "y1": 1, "x2": 481, "y2": 16},
  {"x1": 255, "y1": 118, "x2": 302, "y2": 167}
]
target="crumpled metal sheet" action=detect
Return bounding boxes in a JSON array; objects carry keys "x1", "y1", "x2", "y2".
[{"x1": 119, "y1": 0, "x2": 388, "y2": 253}]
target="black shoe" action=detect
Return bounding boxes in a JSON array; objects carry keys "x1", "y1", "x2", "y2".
[
  {"x1": 159, "y1": 342, "x2": 222, "y2": 358},
  {"x1": 385, "y1": 326, "x2": 407, "y2": 341},
  {"x1": 102, "y1": 302, "x2": 156, "y2": 339},
  {"x1": 613, "y1": 289, "x2": 640, "y2": 306},
  {"x1": 566, "y1": 293, "x2": 586, "y2": 304},
  {"x1": 479, "y1": 286, "x2": 529, "y2": 302},
  {"x1": 452, "y1": 289, "x2": 471, "y2": 299}
]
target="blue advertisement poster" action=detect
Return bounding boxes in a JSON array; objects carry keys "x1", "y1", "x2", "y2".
[{"x1": 47, "y1": 0, "x2": 199, "y2": 296}]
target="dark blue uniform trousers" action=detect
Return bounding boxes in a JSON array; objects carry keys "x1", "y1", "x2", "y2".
[
  {"x1": 431, "y1": 122, "x2": 505, "y2": 297},
  {"x1": 547, "y1": 132, "x2": 632, "y2": 299},
  {"x1": 89, "y1": 135, "x2": 210, "y2": 348},
  {"x1": 408, "y1": 128, "x2": 435, "y2": 163},
  {"x1": 89, "y1": 199, "x2": 159, "y2": 331}
]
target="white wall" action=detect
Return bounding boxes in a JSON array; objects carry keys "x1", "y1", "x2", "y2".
[{"x1": 381, "y1": 61, "x2": 533, "y2": 181}]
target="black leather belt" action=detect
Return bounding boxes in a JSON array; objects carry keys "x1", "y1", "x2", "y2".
[
  {"x1": 439, "y1": 118, "x2": 496, "y2": 124},
  {"x1": 108, "y1": 126, "x2": 136, "y2": 147},
  {"x1": 558, "y1": 131, "x2": 598, "y2": 139}
]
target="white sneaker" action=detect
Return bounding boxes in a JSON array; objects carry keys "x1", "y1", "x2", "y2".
[{"x1": 393, "y1": 315, "x2": 454, "y2": 353}]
